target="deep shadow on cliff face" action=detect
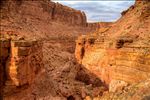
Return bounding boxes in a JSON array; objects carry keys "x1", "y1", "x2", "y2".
[{"x1": 1, "y1": 35, "x2": 107, "y2": 100}]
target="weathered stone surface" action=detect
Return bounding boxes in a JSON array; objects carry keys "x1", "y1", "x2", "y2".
[
  {"x1": 51, "y1": 2, "x2": 87, "y2": 26},
  {"x1": 75, "y1": 35, "x2": 86, "y2": 64},
  {"x1": 100, "y1": 79, "x2": 150, "y2": 100},
  {"x1": 0, "y1": 36, "x2": 43, "y2": 98},
  {"x1": 0, "y1": 47, "x2": 9, "y2": 60},
  {"x1": 87, "y1": 22, "x2": 113, "y2": 31},
  {"x1": 5, "y1": 40, "x2": 43, "y2": 86},
  {"x1": 75, "y1": 39, "x2": 150, "y2": 84},
  {"x1": 0, "y1": 39, "x2": 10, "y2": 60},
  {"x1": 115, "y1": 37, "x2": 133, "y2": 49},
  {"x1": 75, "y1": 0, "x2": 150, "y2": 91},
  {"x1": 109, "y1": 80, "x2": 128, "y2": 92},
  {"x1": 0, "y1": 0, "x2": 87, "y2": 27},
  {"x1": 13, "y1": 40, "x2": 37, "y2": 47},
  {"x1": 0, "y1": 39, "x2": 10, "y2": 47},
  {"x1": 0, "y1": 0, "x2": 101, "y2": 99},
  {"x1": 0, "y1": 0, "x2": 97, "y2": 41},
  {"x1": 17, "y1": 47, "x2": 30, "y2": 56}
]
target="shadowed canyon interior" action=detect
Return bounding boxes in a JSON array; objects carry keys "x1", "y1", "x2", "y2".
[{"x1": 0, "y1": 0, "x2": 150, "y2": 100}]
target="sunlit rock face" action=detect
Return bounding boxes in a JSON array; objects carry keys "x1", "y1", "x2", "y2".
[
  {"x1": 0, "y1": 0, "x2": 98, "y2": 40},
  {"x1": 6, "y1": 40, "x2": 43, "y2": 86},
  {"x1": 0, "y1": 33, "x2": 43, "y2": 96},
  {"x1": 75, "y1": 0, "x2": 150, "y2": 91},
  {"x1": 78, "y1": 45, "x2": 150, "y2": 84},
  {"x1": 99, "y1": 79, "x2": 150, "y2": 100},
  {"x1": 0, "y1": 0, "x2": 87, "y2": 27},
  {"x1": 0, "y1": 0, "x2": 103, "y2": 99},
  {"x1": 87, "y1": 22, "x2": 113, "y2": 31}
]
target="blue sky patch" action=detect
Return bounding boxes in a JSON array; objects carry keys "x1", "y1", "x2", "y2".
[{"x1": 53, "y1": 1, "x2": 135, "y2": 22}]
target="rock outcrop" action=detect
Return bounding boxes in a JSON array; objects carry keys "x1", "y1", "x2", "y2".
[
  {"x1": 75, "y1": 0, "x2": 150, "y2": 93},
  {"x1": 87, "y1": 22, "x2": 113, "y2": 31},
  {"x1": 0, "y1": 0, "x2": 87, "y2": 27},
  {"x1": 0, "y1": 33, "x2": 43, "y2": 97},
  {"x1": 94, "y1": 78, "x2": 150, "y2": 100},
  {"x1": 50, "y1": 2, "x2": 87, "y2": 26},
  {"x1": 0, "y1": 0, "x2": 101, "y2": 99},
  {"x1": 0, "y1": 0, "x2": 97, "y2": 39}
]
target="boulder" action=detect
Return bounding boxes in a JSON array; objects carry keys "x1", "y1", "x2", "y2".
[{"x1": 109, "y1": 80, "x2": 128, "y2": 92}]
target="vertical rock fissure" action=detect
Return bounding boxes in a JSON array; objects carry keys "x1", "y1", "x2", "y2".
[
  {"x1": 0, "y1": 39, "x2": 11, "y2": 99},
  {"x1": 3, "y1": 45, "x2": 10, "y2": 84},
  {"x1": 51, "y1": 3, "x2": 56, "y2": 20}
]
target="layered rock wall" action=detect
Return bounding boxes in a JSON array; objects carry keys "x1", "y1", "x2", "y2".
[
  {"x1": 50, "y1": 2, "x2": 87, "y2": 26},
  {"x1": 6, "y1": 40, "x2": 43, "y2": 86},
  {"x1": 0, "y1": 0, "x2": 87, "y2": 27},
  {"x1": 75, "y1": 35, "x2": 150, "y2": 86},
  {"x1": 75, "y1": 0, "x2": 150, "y2": 91},
  {"x1": 87, "y1": 22, "x2": 113, "y2": 30},
  {"x1": 0, "y1": 34, "x2": 43, "y2": 96},
  {"x1": 100, "y1": 79, "x2": 150, "y2": 100}
]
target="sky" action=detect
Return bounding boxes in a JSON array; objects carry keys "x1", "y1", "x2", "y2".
[{"x1": 52, "y1": 0, "x2": 135, "y2": 22}]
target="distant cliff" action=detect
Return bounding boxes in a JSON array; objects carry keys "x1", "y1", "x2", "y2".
[
  {"x1": 0, "y1": 0, "x2": 96, "y2": 39},
  {"x1": 87, "y1": 22, "x2": 113, "y2": 33},
  {"x1": 0, "y1": 0, "x2": 87, "y2": 27}
]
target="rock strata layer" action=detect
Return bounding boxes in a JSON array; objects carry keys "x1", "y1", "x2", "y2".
[
  {"x1": 0, "y1": 34, "x2": 43, "y2": 97},
  {"x1": 75, "y1": 0, "x2": 150, "y2": 93},
  {"x1": 0, "y1": 0, "x2": 98, "y2": 39},
  {"x1": 0, "y1": 0, "x2": 87, "y2": 27}
]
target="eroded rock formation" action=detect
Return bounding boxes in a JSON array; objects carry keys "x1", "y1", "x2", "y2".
[
  {"x1": 0, "y1": 33, "x2": 43, "y2": 97},
  {"x1": 50, "y1": 2, "x2": 87, "y2": 26},
  {"x1": 87, "y1": 22, "x2": 113, "y2": 32},
  {"x1": 75, "y1": 0, "x2": 150, "y2": 94},
  {"x1": 0, "y1": 0, "x2": 105, "y2": 99},
  {"x1": 0, "y1": 0, "x2": 92, "y2": 40},
  {"x1": 98, "y1": 79, "x2": 150, "y2": 100},
  {"x1": 0, "y1": 0, "x2": 87, "y2": 27}
]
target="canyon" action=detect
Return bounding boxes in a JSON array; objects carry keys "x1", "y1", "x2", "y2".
[{"x1": 0, "y1": 0, "x2": 150, "y2": 100}]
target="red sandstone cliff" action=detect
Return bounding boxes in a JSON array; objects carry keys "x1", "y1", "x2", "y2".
[
  {"x1": 87, "y1": 22, "x2": 113, "y2": 31},
  {"x1": 0, "y1": 0, "x2": 87, "y2": 26},
  {"x1": 0, "y1": 33, "x2": 44, "y2": 98},
  {"x1": 0, "y1": 0, "x2": 104, "y2": 99},
  {"x1": 0, "y1": 0, "x2": 96, "y2": 40},
  {"x1": 75, "y1": 0, "x2": 150, "y2": 94}
]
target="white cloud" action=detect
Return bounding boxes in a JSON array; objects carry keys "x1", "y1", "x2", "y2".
[{"x1": 52, "y1": 0, "x2": 135, "y2": 22}]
